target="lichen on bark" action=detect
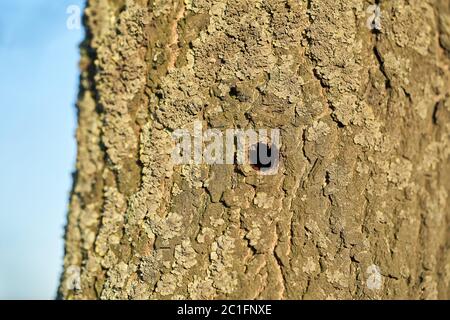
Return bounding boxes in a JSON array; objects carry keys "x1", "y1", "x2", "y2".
[{"x1": 60, "y1": 0, "x2": 450, "y2": 300}]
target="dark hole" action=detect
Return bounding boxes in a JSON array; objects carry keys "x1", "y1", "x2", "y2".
[
  {"x1": 229, "y1": 85, "x2": 239, "y2": 98},
  {"x1": 249, "y1": 143, "x2": 274, "y2": 170}
]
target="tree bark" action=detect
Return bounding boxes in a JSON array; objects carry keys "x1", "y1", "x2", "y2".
[{"x1": 60, "y1": 0, "x2": 450, "y2": 299}]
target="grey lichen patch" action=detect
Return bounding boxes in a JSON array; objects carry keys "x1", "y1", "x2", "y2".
[
  {"x1": 306, "y1": 120, "x2": 331, "y2": 142},
  {"x1": 155, "y1": 273, "x2": 178, "y2": 296},
  {"x1": 387, "y1": 158, "x2": 413, "y2": 189},
  {"x1": 187, "y1": 277, "x2": 216, "y2": 299},
  {"x1": 95, "y1": 186, "x2": 127, "y2": 257},
  {"x1": 222, "y1": 184, "x2": 255, "y2": 208},
  {"x1": 245, "y1": 224, "x2": 262, "y2": 247},
  {"x1": 138, "y1": 251, "x2": 163, "y2": 287},
  {"x1": 91, "y1": 1, "x2": 150, "y2": 193},
  {"x1": 380, "y1": 51, "x2": 412, "y2": 88},
  {"x1": 196, "y1": 227, "x2": 214, "y2": 244},
  {"x1": 174, "y1": 240, "x2": 198, "y2": 269},
  {"x1": 207, "y1": 233, "x2": 238, "y2": 295},
  {"x1": 390, "y1": 2, "x2": 434, "y2": 56},
  {"x1": 152, "y1": 239, "x2": 198, "y2": 297},
  {"x1": 253, "y1": 192, "x2": 275, "y2": 209}
]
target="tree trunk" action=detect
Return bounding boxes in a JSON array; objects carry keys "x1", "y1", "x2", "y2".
[{"x1": 60, "y1": 0, "x2": 450, "y2": 300}]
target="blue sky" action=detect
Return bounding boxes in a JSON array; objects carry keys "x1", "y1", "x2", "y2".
[{"x1": 0, "y1": 0, "x2": 85, "y2": 299}]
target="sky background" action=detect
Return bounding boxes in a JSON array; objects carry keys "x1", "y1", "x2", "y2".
[{"x1": 0, "y1": 0, "x2": 85, "y2": 299}]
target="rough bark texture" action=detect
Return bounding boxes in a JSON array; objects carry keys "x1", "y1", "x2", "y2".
[{"x1": 60, "y1": 0, "x2": 450, "y2": 299}]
